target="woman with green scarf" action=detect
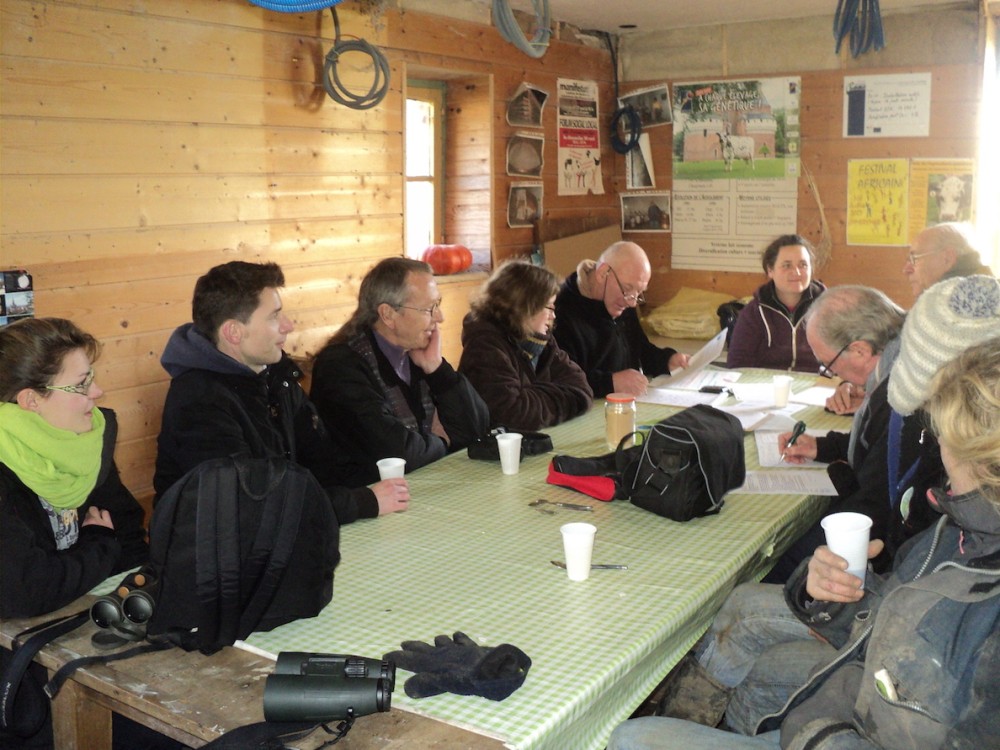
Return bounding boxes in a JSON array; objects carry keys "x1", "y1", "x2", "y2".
[{"x1": 0, "y1": 318, "x2": 148, "y2": 618}]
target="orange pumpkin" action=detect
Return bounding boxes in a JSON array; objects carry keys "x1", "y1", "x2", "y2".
[{"x1": 422, "y1": 244, "x2": 473, "y2": 275}]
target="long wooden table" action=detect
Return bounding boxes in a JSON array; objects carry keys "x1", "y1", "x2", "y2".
[{"x1": 0, "y1": 369, "x2": 848, "y2": 749}]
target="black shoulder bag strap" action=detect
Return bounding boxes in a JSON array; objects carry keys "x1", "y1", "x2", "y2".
[{"x1": 1, "y1": 609, "x2": 88, "y2": 736}]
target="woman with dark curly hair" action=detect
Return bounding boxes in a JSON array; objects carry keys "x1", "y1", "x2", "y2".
[
  {"x1": 726, "y1": 234, "x2": 825, "y2": 373},
  {"x1": 459, "y1": 260, "x2": 592, "y2": 430}
]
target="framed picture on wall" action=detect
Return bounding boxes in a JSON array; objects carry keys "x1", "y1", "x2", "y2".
[
  {"x1": 621, "y1": 192, "x2": 671, "y2": 233},
  {"x1": 618, "y1": 84, "x2": 672, "y2": 128}
]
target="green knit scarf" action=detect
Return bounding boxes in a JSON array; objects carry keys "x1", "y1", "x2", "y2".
[{"x1": 0, "y1": 403, "x2": 105, "y2": 510}]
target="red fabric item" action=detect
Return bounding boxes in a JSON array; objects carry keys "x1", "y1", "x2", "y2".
[{"x1": 545, "y1": 461, "x2": 617, "y2": 502}]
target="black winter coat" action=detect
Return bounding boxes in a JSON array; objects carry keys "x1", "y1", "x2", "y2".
[
  {"x1": 458, "y1": 314, "x2": 593, "y2": 431},
  {"x1": 310, "y1": 331, "x2": 490, "y2": 483},
  {"x1": 154, "y1": 324, "x2": 377, "y2": 524},
  {"x1": 553, "y1": 268, "x2": 678, "y2": 398},
  {"x1": 0, "y1": 409, "x2": 149, "y2": 618}
]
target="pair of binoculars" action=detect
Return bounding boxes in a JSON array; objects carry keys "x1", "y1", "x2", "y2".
[
  {"x1": 89, "y1": 569, "x2": 158, "y2": 642},
  {"x1": 263, "y1": 652, "x2": 395, "y2": 722}
]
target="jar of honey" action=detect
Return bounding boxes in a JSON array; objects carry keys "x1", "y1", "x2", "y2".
[{"x1": 605, "y1": 393, "x2": 637, "y2": 450}]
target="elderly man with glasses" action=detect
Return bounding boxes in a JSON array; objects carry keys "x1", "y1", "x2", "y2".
[
  {"x1": 310, "y1": 257, "x2": 489, "y2": 482},
  {"x1": 765, "y1": 285, "x2": 905, "y2": 583},
  {"x1": 903, "y1": 221, "x2": 990, "y2": 299},
  {"x1": 553, "y1": 241, "x2": 690, "y2": 397}
]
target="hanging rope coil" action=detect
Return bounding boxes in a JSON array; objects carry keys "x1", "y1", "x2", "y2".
[
  {"x1": 322, "y1": 6, "x2": 390, "y2": 109},
  {"x1": 834, "y1": 0, "x2": 885, "y2": 58},
  {"x1": 493, "y1": 0, "x2": 552, "y2": 59},
  {"x1": 601, "y1": 32, "x2": 641, "y2": 154}
]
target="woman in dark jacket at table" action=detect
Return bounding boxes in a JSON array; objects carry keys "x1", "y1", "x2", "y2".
[
  {"x1": 726, "y1": 234, "x2": 825, "y2": 373},
  {"x1": 0, "y1": 318, "x2": 148, "y2": 619},
  {"x1": 459, "y1": 260, "x2": 593, "y2": 431}
]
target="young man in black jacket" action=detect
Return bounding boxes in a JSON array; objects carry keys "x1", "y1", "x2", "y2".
[{"x1": 154, "y1": 261, "x2": 410, "y2": 524}]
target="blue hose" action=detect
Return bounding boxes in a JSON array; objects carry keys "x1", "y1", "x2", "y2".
[
  {"x1": 834, "y1": 0, "x2": 885, "y2": 57},
  {"x1": 249, "y1": 0, "x2": 342, "y2": 11},
  {"x1": 493, "y1": 0, "x2": 551, "y2": 59}
]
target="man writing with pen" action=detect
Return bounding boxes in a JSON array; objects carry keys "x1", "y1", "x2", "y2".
[
  {"x1": 553, "y1": 241, "x2": 690, "y2": 398},
  {"x1": 764, "y1": 285, "x2": 906, "y2": 583}
]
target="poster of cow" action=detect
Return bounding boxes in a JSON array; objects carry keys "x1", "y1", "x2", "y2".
[{"x1": 908, "y1": 159, "x2": 975, "y2": 241}]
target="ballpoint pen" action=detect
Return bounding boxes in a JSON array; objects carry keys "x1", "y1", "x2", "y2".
[{"x1": 780, "y1": 420, "x2": 807, "y2": 462}]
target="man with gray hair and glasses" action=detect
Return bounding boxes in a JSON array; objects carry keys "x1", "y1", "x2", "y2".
[
  {"x1": 553, "y1": 241, "x2": 689, "y2": 398},
  {"x1": 767, "y1": 285, "x2": 905, "y2": 582},
  {"x1": 903, "y1": 221, "x2": 990, "y2": 299},
  {"x1": 310, "y1": 257, "x2": 488, "y2": 483}
]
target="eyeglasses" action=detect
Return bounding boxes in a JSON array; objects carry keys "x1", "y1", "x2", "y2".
[
  {"x1": 395, "y1": 300, "x2": 442, "y2": 317},
  {"x1": 818, "y1": 343, "x2": 851, "y2": 379},
  {"x1": 606, "y1": 266, "x2": 646, "y2": 305},
  {"x1": 45, "y1": 368, "x2": 96, "y2": 396},
  {"x1": 906, "y1": 249, "x2": 937, "y2": 266}
]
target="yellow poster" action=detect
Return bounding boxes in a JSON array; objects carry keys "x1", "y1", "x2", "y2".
[
  {"x1": 847, "y1": 159, "x2": 909, "y2": 246},
  {"x1": 908, "y1": 159, "x2": 975, "y2": 240}
]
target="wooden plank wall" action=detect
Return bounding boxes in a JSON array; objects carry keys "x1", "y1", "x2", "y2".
[
  {"x1": 0, "y1": 0, "x2": 985, "y2": 516},
  {"x1": 0, "y1": 0, "x2": 617, "y2": 512}
]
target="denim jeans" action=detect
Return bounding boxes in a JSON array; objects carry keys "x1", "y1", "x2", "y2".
[
  {"x1": 695, "y1": 582, "x2": 835, "y2": 734},
  {"x1": 607, "y1": 717, "x2": 781, "y2": 750}
]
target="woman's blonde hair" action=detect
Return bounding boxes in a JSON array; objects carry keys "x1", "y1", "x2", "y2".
[{"x1": 924, "y1": 338, "x2": 1000, "y2": 501}]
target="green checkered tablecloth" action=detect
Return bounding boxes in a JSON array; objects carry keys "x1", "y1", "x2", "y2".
[{"x1": 243, "y1": 369, "x2": 851, "y2": 750}]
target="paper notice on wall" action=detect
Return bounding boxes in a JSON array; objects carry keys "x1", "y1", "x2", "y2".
[
  {"x1": 557, "y1": 78, "x2": 605, "y2": 196},
  {"x1": 846, "y1": 159, "x2": 909, "y2": 246},
  {"x1": 843, "y1": 73, "x2": 931, "y2": 138}
]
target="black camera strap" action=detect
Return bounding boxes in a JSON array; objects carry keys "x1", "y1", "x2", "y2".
[
  {"x1": 43, "y1": 637, "x2": 174, "y2": 699},
  {"x1": 1, "y1": 609, "x2": 88, "y2": 736}
]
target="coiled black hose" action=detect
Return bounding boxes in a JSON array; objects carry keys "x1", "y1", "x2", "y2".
[{"x1": 322, "y1": 6, "x2": 390, "y2": 109}]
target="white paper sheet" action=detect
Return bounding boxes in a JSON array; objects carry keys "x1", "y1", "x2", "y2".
[
  {"x1": 790, "y1": 385, "x2": 836, "y2": 407},
  {"x1": 754, "y1": 429, "x2": 834, "y2": 468},
  {"x1": 649, "y1": 329, "x2": 729, "y2": 388},
  {"x1": 737, "y1": 470, "x2": 838, "y2": 495}
]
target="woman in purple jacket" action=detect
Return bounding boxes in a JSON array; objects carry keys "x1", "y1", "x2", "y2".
[{"x1": 726, "y1": 235, "x2": 825, "y2": 373}]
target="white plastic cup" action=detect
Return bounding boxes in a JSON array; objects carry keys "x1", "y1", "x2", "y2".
[
  {"x1": 496, "y1": 432, "x2": 523, "y2": 475},
  {"x1": 376, "y1": 457, "x2": 406, "y2": 480},
  {"x1": 560, "y1": 522, "x2": 597, "y2": 581},
  {"x1": 773, "y1": 375, "x2": 793, "y2": 408},
  {"x1": 821, "y1": 512, "x2": 873, "y2": 586}
]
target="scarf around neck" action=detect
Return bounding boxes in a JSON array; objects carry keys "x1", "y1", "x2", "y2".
[{"x1": 0, "y1": 402, "x2": 105, "y2": 510}]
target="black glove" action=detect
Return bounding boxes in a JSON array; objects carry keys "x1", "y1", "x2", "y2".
[{"x1": 383, "y1": 631, "x2": 531, "y2": 701}]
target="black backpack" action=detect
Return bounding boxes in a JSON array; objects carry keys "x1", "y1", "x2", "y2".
[
  {"x1": 621, "y1": 405, "x2": 746, "y2": 522},
  {"x1": 145, "y1": 455, "x2": 340, "y2": 653},
  {"x1": 548, "y1": 405, "x2": 746, "y2": 522}
]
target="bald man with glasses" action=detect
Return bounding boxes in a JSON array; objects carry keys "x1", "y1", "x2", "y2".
[{"x1": 553, "y1": 241, "x2": 690, "y2": 397}]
